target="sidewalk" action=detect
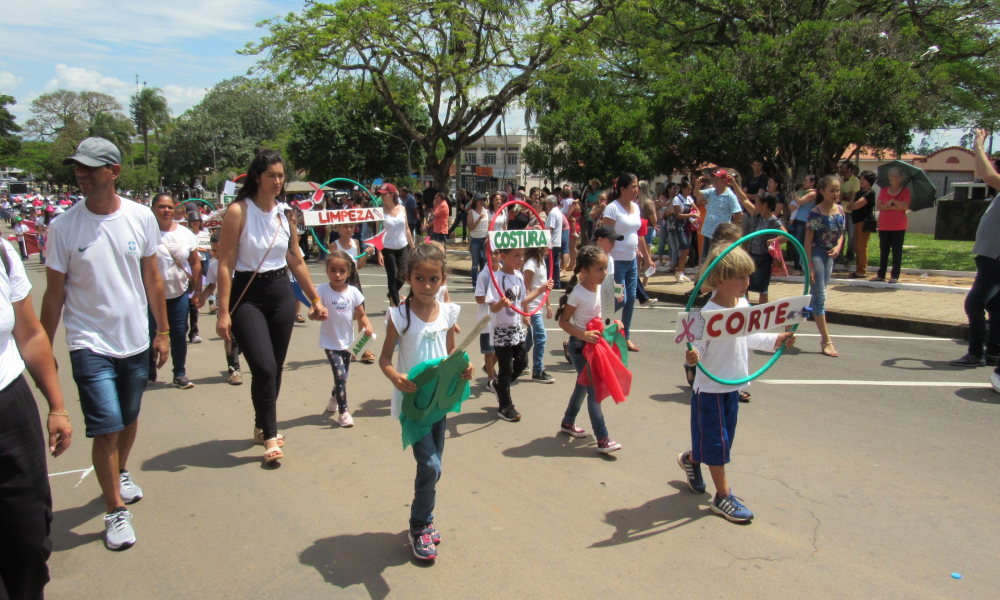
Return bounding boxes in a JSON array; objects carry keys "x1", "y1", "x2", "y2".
[{"x1": 444, "y1": 243, "x2": 971, "y2": 340}]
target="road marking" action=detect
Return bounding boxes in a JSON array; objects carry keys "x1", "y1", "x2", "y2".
[
  {"x1": 49, "y1": 466, "x2": 95, "y2": 487},
  {"x1": 758, "y1": 380, "x2": 991, "y2": 388},
  {"x1": 540, "y1": 328, "x2": 954, "y2": 341}
]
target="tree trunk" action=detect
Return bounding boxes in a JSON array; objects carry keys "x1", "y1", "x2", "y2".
[{"x1": 143, "y1": 129, "x2": 149, "y2": 168}]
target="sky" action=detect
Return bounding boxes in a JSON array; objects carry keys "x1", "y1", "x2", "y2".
[
  {"x1": 0, "y1": 0, "x2": 959, "y2": 149},
  {"x1": 0, "y1": 0, "x2": 305, "y2": 126}
]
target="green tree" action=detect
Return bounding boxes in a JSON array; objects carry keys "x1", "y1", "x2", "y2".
[
  {"x1": 159, "y1": 78, "x2": 291, "y2": 185},
  {"x1": 25, "y1": 90, "x2": 123, "y2": 140},
  {"x1": 129, "y1": 86, "x2": 171, "y2": 167},
  {"x1": 117, "y1": 164, "x2": 161, "y2": 194},
  {"x1": 88, "y1": 112, "x2": 136, "y2": 159},
  {"x1": 0, "y1": 95, "x2": 21, "y2": 159},
  {"x1": 286, "y1": 78, "x2": 428, "y2": 183},
  {"x1": 246, "y1": 0, "x2": 621, "y2": 190}
]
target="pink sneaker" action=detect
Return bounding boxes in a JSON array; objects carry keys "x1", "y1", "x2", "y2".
[
  {"x1": 597, "y1": 437, "x2": 621, "y2": 453},
  {"x1": 560, "y1": 421, "x2": 587, "y2": 438},
  {"x1": 339, "y1": 411, "x2": 354, "y2": 427}
]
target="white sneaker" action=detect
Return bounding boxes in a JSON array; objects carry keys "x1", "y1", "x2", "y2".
[
  {"x1": 326, "y1": 396, "x2": 338, "y2": 413},
  {"x1": 677, "y1": 274, "x2": 691, "y2": 282},
  {"x1": 104, "y1": 509, "x2": 136, "y2": 551},
  {"x1": 991, "y1": 371, "x2": 1000, "y2": 394},
  {"x1": 119, "y1": 470, "x2": 143, "y2": 504},
  {"x1": 339, "y1": 411, "x2": 354, "y2": 427}
]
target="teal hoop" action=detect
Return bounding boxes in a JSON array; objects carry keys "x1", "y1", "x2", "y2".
[
  {"x1": 685, "y1": 229, "x2": 810, "y2": 386},
  {"x1": 176, "y1": 198, "x2": 218, "y2": 212},
  {"x1": 307, "y1": 178, "x2": 384, "y2": 260}
]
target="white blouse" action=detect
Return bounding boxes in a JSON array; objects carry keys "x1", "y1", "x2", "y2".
[{"x1": 235, "y1": 200, "x2": 290, "y2": 272}]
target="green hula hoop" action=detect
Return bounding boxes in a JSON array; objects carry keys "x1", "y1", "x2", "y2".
[
  {"x1": 176, "y1": 198, "x2": 218, "y2": 212},
  {"x1": 684, "y1": 228, "x2": 810, "y2": 386},
  {"x1": 308, "y1": 177, "x2": 384, "y2": 260}
]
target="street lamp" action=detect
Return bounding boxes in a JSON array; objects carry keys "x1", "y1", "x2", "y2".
[{"x1": 375, "y1": 126, "x2": 416, "y2": 179}]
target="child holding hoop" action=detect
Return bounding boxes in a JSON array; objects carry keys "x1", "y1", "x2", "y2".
[
  {"x1": 485, "y1": 246, "x2": 553, "y2": 422},
  {"x1": 678, "y1": 245, "x2": 795, "y2": 523}
]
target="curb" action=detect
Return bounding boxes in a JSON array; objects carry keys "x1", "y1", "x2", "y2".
[{"x1": 444, "y1": 259, "x2": 970, "y2": 341}]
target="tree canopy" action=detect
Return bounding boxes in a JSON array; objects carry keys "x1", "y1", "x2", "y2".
[
  {"x1": 247, "y1": 0, "x2": 622, "y2": 189},
  {"x1": 0, "y1": 95, "x2": 21, "y2": 160}
]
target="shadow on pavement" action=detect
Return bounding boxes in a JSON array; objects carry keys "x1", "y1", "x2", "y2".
[
  {"x1": 650, "y1": 388, "x2": 691, "y2": 404},
  {"x1": 51, "y1": 496, "x2": 107, "y2": 551},
  {"x1": 283, "y1": 358, "x2": 329, "y2": 371},
  {"x1": 445, "y1": 407, "x2": 498, "y2": 439},
  {"x1": 353, "y1": 398, "x2": 391, "y2": 418},
  {"x1": 881, "y1": 357, "x2": 961, "y2": 371},
  {"x1": 589, "y1": 483, "x2": 709, "y2": 548},
  {"x1": 299, "y1": 530, "x2": 428, "y2": 600},
  {"x1": 502, "y1": 435, "x2": 614, "y2": 460},
  {"x1": 277, "y1": 413, "x2": 334, "y2": 431},
  {"x1": 141, "y1": 439, "x2": 258, "y2": 472},
  {"x1": 954, "y1": 387, "x2": 1000, "y2": 404}
]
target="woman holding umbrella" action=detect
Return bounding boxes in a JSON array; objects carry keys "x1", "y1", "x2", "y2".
[{"x1": 871, "y1": 167, "x2": 910, "y2": 283}]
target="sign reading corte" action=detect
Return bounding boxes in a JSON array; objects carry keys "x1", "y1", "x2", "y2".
[
  {"x1": 303, "y1": 207, "x2": 384, "y2": 226},
  {"x1": 487, "y1": 229, "x2": 551, "y2": 250},
  {"x1": 674, "y1": 295, "x2": 812, "y2": 344}
]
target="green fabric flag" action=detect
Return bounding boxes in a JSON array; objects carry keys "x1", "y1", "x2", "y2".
[
  {"x1": 603, "y1": 322, "x2": 628, "y2": 368},
  {"x1": 399, "y1": 352, "x2": 472, "y2": 449}
]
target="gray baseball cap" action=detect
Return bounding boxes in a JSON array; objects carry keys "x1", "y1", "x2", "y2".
[{"x1": 63, "y1": 137, "x2": 122, "y2": 167}]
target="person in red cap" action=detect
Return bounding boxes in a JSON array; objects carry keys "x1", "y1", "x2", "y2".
[{"x1": 692, "y1": 169, "x2": 743, "y2": 260}]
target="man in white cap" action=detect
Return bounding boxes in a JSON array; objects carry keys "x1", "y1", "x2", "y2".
[{"x1": 39, "y1": 137, "x2": 170, "y2": 551}]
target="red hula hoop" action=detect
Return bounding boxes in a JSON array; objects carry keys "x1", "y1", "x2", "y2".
[{"x1": 484, "y1": 200, "x2": 554, "y2": 317}]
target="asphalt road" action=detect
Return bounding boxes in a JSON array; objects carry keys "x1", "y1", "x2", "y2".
[{"x1": 31, "y1": 258, "x2": 999, "y2": 600}]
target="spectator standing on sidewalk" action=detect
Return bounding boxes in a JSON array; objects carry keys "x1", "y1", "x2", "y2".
[
  {"x1": 448, "y1": 188, "x2": 469, "y2": 242},
  {"x1": 952, "y1": 128, "x2": 1000, "y2": 383},
  {"x1": 870, "y1": 167, "x2": 910, "y2": 283},
  {"x1": 431, "y1": 192, "x2": 450, "y2": 244},
  {"x1": 848, "y1": 170, "x2": 877, "y2": 278},
  {"x1": 40, "y1": 137, "x2": 170, "y2": 551},
  {"x1": 838, "y1": 161, "x2": 861, "y2": 266}
]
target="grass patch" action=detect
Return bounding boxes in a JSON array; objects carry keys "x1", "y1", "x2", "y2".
[{"x1": 863, "y1": 232, "x2": 975, "y2": 271}]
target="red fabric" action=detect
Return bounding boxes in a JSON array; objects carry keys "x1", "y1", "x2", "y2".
[
  {"x1": 577, "y1": 318, "x2": 631, "y2": 404},
  {"x1": 363, "y1": 230, "x2": 386, "y2": 251},
  {"x1": 876, "y1": 187, "x2": 909, "y2": 231},
  {"x1": 638, "y1": 218, "x2": 648, "y2": 236}
]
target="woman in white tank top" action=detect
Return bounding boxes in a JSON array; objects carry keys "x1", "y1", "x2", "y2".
[
  {"x1": 376, "y1": 184, "x2": 413, "y2": 307},
  {"x1": 215, "y1": 149, "x2": 329, "y2": 463},
  {"x1": 467, "y1": 192, "x2": 490, "y2": 284}
]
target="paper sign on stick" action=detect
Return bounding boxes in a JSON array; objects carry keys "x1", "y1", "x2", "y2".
[
  {"x1": 222, "y1": 180, "x2": 237, "y2": 197},
  {"x1": 303, "y1": 207, "x2": 385, "y2": 226},
  {"x1": 487, "y1": 229, "x2": 551, "y2": 250},
  {"x1": 674, "y1": 295, "x2": 812, "y2": 344}
]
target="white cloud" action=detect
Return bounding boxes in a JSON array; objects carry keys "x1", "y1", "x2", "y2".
[
  {"x1": 44, "y1": 65, "x2": 134, "y2": 105},
  {"x1": 162, "y1": 85, "x2": 208, "y2": 115},
  {"x1": 0, "y1": 72, "x2": 24, "y2": 94}
]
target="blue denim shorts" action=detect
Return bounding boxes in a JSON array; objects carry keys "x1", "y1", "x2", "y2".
[
  {"x1": 561, "y1": 230, "x2": 570, "y2": 255},
  {"x1": 690, "y1": 390, "x2": 739, "y2": 466},
  {"x1": 70, "y1": 348, "x2": 149, "y2": 437},
  {"x1": 480, "y1": 332, "x2": 495, "y2": 355}
]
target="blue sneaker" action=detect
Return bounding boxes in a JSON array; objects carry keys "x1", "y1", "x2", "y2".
[
  {"x1": 408, "y1": 528, "x2": 437, "y2": 561},
  {"x1": 711, "y1": 490, "x2": 754, "y2": 523},
  {"x1": 677, "y1": 452, "x2": 706, "y2": 493}
]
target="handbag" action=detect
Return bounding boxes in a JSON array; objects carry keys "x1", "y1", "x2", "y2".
[{"x1": 863, "y1": 214, "x2": 878, "y2": 233}]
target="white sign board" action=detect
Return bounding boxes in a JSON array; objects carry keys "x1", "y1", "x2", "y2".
[
  {"x1": 303, "y1": 207, "x2": 384, "y2": 227},
  {"x1": 222, "y1": 180, "x2": 237, "y2": 197},
  {"x1": 487, "y1": 229, "x2": 551, "y2": 250},
  {"x1": 674, "y1": 295, "x2": 812, "y2": 344}
]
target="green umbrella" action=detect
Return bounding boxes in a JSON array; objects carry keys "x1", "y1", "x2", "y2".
[{"x1": 875, "y1": 160, "x2": 937, "y2": 211}]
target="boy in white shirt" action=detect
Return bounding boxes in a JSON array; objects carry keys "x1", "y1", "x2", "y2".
[
  {"x1": 474, "y1": 250, "x2": 499, "y2": 382},
  {"x1": 678, "y1": 245, "x2": 795, "y2": 523}
]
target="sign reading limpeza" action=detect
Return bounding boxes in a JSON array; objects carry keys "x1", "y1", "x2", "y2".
[
  {"x1": 303, "y1": 207, "x2": 384, "y2": 227},
  {"x1": 674, "y1": 295, "x2": 812, "y2": 344},
  {"x1": 487, "y1": 229, "x2": 551, "y2": 250}
]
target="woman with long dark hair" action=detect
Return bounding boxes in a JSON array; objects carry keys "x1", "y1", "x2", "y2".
[
  {"x1": 377, "y1": 183, "x2": 414, "y2": 307},
  {"x1": 601, "y1": 173, "x2": 650, "y2": 352},
  {"x1": 467, "y1": 193, "x2": 490, "y2": 284},
  {"x1": 216, "y1": 149, "x2": 328, "y2": 463}
]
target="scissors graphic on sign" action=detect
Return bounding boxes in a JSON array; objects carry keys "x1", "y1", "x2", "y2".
[{"x1": 675, "y1": 316, "x2": 697, "y2": 344}]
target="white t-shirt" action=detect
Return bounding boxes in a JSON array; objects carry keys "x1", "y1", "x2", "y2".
[
  {"x1": 382, "y1": 207, "x2": 409, "y2": 250},
  {"x1": 561, "y1": 197, "x2": 574, "y2": 214},
  {"x1": 195, "y1": 228, "x2": 211, "y2": 258},
  {"x1": 545, "y1": 206, "x2": 563, "y2": 247},
  {"x1": 600, "y1": 257, "x2": 617, "y2": 322},
  {"x1": 493, "y1": 210, "x2": 507, "y2": 231},
  {"x1": 206, "y1": 258, "x2": 219, "y2": 285},
  {"x1": 567, "y1": 283, "x2": 601, "y2": 330},
  {"x1": 388, "y1": 301, "x2": 461, "y2": 418},
  {"x1": 436, "y1": 285, "x2": 448, "y2": 303},
  {"x1": 474, "y1": 268, "x2": 494, "y2": 327},
  {"x1": 235, "y1": 200, "x2": 290, "y2": 272},
  {"x1": 522, "y1": 257, "x2": 547, "y2": 312},
  {"x1": 691, "y1": 296, "x2": 779, "y2": 394},
  {"x1": 155, "y1": 226, "x2": 199, "y2": 300},
  {"x1": 0, "y1": 241, "x2": 30, "y2": 389},
  {"x1": 485, "y1": 269, "x2": 525, "y2": 346},
  {"x1": 317, "y1": 283, "x2": 365, "y2": 351},
  {"x1": 13, "y1": 223, "x2": 28, "y2": 241},
  {"x1": 469, "y1": 208, "x2": 490, "y2": 238},
  {"x1": 602, "y1": 200, "x2": 642, "y2": 261},
  {"x1": 46, "y1": 196, "x2": 159, "y2": 358}
]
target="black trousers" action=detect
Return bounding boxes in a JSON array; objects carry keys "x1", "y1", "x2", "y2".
[
  {"x1": 0, "y1": 375, "x2": 52, "y2": 600},
  {"x1": 494, "y1": 343, "x2": 527, "y2": 409},
  {"x1": 966, "y1": 255, "x2": 1000, "y2": 358},
  {"x1": 383, "y1": 246, "x2": 408, "y2": 306},
  {"x1": 230, "y1": 270, "x2": 296, "y2": 440},
  {"x1": 298, "y1": 230, "x2": 311, "y2": 260},
  {"x1": 877, "y1": 230, "x2": 906, "y2": 280},
  {"x1": 449, "y1": 210, "x2": 468, "y2": 240}
]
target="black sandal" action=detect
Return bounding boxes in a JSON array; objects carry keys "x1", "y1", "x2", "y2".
[{"x1": 684, "y1": 363, "x2": 697, "y2": 386}]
